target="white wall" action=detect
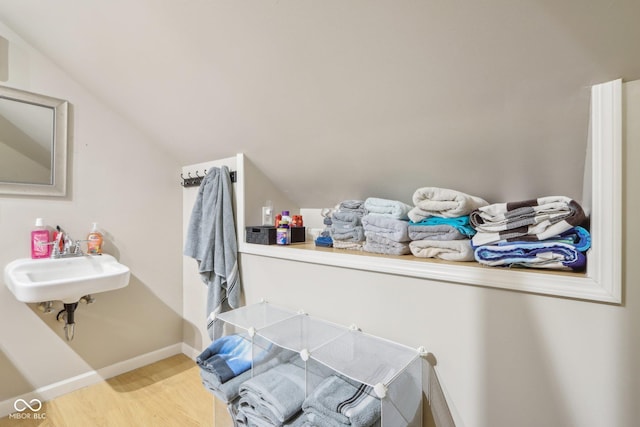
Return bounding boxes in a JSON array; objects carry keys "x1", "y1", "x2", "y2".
[
  {"x1": 0, "y1": 22, "x2": 184, "y2": 411},
  {"x1": 236, "y1": 81, "x2": 640, "y2": 427}
]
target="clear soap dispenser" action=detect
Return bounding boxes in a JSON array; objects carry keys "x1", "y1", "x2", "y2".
[{"x1": 87, "y1": 222, "x2": 103, "y2": 255}]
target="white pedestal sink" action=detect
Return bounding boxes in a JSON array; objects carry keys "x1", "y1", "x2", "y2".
[{"x1": 4, "y1": 254, "x2": 130, "y2": 304}]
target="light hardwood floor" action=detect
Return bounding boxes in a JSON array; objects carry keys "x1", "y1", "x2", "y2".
[{"x1": 0, "y1": 354, "x2": 214, "y2": 427}]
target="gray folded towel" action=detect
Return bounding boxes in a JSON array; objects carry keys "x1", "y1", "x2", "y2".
[
  {"x1": 362, "y1": 215, "x2": 410, "y2": 242},
  {"x1": 408, "y1": 224, "x2": 467, "y2": 241},
  {"x1": 200, "y1": 347, "x2": 295, "y2": 403},
  {"x1": 237, "y1": 362, "x2": 326, "y2": 425},
  {"x1": 302, "y1": 375, "x2": 381, "y2": 427},
  {"x1": 337, "y1": 200, "x2": 367, "y2": 216},
  {"x1": 363, "y1": 234, "x2": 411, "y2": 256},
  {"x1": 331, "y1": 226, "x2": 365, "y2": 242},
  {"x1": 332, "y1": 210, "x2": 363, "y2": 225}
]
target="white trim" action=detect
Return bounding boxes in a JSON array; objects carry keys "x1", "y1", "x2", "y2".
[
  {"x1": 235, "y1": 153, "x2": 246, "y2": 245},
  {"x1": 238, "y1": 78, "x2": 623, "y2": 303},
  {"x1": 181, "y1": 342, "x2": 200, "y2": 361},
  {"x1": 588, "y1": 78, "x2": 623, "y2": 303},
  {"x1": 0, "y1": 343, "x2": 182, "y2": 418}
]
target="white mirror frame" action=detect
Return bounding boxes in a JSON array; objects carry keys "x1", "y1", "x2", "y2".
[
  {"x1": 237, "y1": 79, "x2": 622, "y2": 304},
  {"x1": 0, "y1": 85, "x2": 68, "y2": 197}
]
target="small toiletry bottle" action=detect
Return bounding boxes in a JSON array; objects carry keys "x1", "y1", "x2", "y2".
[
  {"x1": 31, "y1": 218, "x2": 51, "y2": 259},
  {"x1": 276, "y1": 218, "x2": 290, "y2": 245},
  {"x1": 87, "y1": 222, "x2": 103, "y2": 254}
]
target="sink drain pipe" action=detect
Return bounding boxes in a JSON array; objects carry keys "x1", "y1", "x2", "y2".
[{"x1": 57, "y1": 302, "x2": 78, "y2": 341}]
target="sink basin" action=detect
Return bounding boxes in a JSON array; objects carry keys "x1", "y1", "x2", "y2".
[{"x1": 4, "y1": 254, "x2": 130, "y2": 304}]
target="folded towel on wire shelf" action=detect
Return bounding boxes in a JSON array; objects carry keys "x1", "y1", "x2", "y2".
[
  {"x1": 361, "y1": 215, "x2": 410, "y2": 243},
  {"x1": 408, "y1": 216, "x2": 476, "y2": 241},
  {"x1": 474, "y1": 241, "x2": 587, "y2": 271},
  {"x1": 196, "y1": 334, "x2": 253, "y2": 383},
  {"x1": 301, "y1": 375, "x2": 381, "y2": 427},
  {"x1": 199, "y1": 341, "x2": 295, "y2": 402},
  {"x1": 363, "y1": 197, "x2": 412, "y2": 220},
  {"x1": 235, "y1": 362, "x2": 326, "y2": 426},
  {"x1": 470, "y1": 196, "x2": 587, "y2": 246},
  {"x1": 409, "y1": 239, "x2": 475, "y2": 262},
  {"x1": 408, "y1": 187, "x2": 489, "y2": 222},
  {"x1": 200, "y1": 354, "x2": 288, "y2": 403}
]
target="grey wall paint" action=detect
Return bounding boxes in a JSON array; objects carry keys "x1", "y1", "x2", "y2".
[{"x1": 1, "y1": 1, "x2": 638, "y2": 207}]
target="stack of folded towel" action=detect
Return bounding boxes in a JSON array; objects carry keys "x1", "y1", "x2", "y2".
[
  {"x1": 331, "y1": 200, "x2": 367, "y2": 251},
  {"x1": 407, "y1": 187, "x2": 489, "y2": 262},
  {"x1": 234, "y1": 362, "x2": 328, "y2": 426},
  {"x1": 363, "y1": 197, "x2": 412, "y2": 221},
  {"x1": 470, "y1": 196, "x2": 590, "y2": 270},
  {"x1": 296, "y1": 375, "x2": 381, "y2": 427},
  {"x1": 360, "y1": 199, "x2": 411, "y2": 255},
  {"x1": 197, "y1": 334, "x2": 290, "y2": 403}
]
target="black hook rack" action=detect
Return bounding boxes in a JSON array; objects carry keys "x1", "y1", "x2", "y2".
[{"x1": 180, "y1": 169, "x2": 237, "y2": 187}]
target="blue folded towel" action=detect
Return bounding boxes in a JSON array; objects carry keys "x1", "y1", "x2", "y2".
[
  {"x1": 315, "y1": 236, "x2": 333, "y2": 247},
  {"x1": 474, "y1": 241, "x2": 586, "y2": 271},
  {"x1": 196, "y1": 334, "x2": 253, "y2": 383},
  {"x1": 408, "y1": 215, "x2": 476, "y2": 240}
]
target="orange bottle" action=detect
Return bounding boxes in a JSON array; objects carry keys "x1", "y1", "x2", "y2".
[{"x1": 87, "y1": 222, "x2": 103, "y2": 254}]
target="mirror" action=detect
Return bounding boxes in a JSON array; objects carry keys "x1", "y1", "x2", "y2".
[{"x1": 0, "y1": 85, "x2": 68, "y2": 196}]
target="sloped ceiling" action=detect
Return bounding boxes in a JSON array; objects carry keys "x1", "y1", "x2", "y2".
[{"x1": 1, "y1": 0, "x2": 638, "y2": 208}]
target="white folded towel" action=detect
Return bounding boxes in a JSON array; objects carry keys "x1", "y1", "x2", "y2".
[
  {"x1": 409, "y1": 239, "x2": 475, "y2": 262},
  {"x1": 408, "y1": 187, "x2": 489, "y2": 222}
]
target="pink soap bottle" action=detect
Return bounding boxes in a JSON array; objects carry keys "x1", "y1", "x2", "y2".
[{"x1": 31, "y1": 218, "x2": 51, "y2": 259}]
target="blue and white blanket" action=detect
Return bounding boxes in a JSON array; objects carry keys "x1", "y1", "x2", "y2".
[
  {"x1": 470, "y1": 196, "x2": 587, "y2": 246},
  {"x1": 474, "y1": 241, "x2": 587, "y2": 271}
]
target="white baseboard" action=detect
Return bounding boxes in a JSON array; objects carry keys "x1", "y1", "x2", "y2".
[
  {"x1": 181, "y1": 342, "x2": 200, "y2": 361},
  {"x1": 0, "y1": 343, "x2": 183, "y2": 418}
]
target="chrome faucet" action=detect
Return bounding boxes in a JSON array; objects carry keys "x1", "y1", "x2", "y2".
[{"x1": 50, "y1": 231, "x2": 85, "y2": 258}]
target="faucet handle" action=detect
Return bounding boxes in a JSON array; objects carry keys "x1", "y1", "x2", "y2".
[{"x1": 72, "y1": 240, "x2": 86, "y2": 255}]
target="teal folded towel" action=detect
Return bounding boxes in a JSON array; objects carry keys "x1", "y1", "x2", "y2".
[{"x1": 408, "y1": 215, "x2": 476, "y2": 240}]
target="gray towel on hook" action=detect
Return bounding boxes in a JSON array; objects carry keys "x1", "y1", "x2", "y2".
[{"x1": 184, "y1": 166, "x2": 241, "y2": 340}]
